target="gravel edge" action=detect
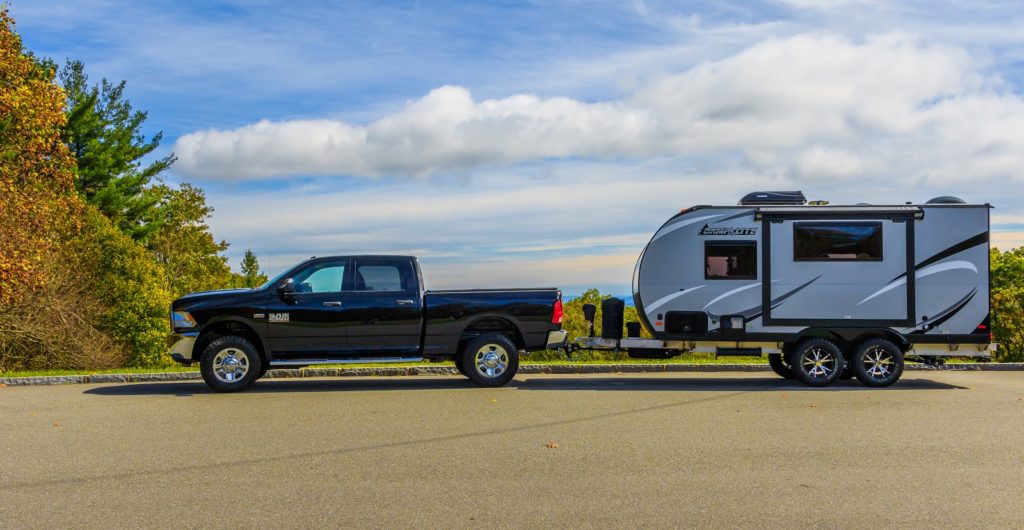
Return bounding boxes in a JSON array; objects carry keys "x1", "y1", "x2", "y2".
[{"x1": 1, "y1": 362, "x2": 1022, "y2": 386}]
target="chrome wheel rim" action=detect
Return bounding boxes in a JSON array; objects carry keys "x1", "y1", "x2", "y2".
[
  {"x1": 800, "y1": 347, "x2": 837, "y2": 379},
  {"x1": 474, "y1": 344, "x2": 508, "y2": 379},
  {"x1": 212, "y1": 348, "x2": 250, "y2": 384},
  {"x1": 862, "y1": 347, "x2": 895, "y2": 379}
]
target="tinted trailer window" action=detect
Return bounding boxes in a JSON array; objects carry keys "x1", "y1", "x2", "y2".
[
  {"x1": 704, "y1": 241, "x2": 757, "y2": 279},
  {"x1": 793, "y1": 222, "x2": 883, "y2": 261}
]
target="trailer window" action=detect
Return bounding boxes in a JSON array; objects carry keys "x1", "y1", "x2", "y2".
[
  {"x1": 793, "y1": 222, "x2": 883, "y2": 261},
  {"x1": 705, "y1": 241, "x2": 757, "y2": 279}
]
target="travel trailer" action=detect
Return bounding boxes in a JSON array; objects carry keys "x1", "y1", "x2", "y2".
[{"x1": 576, "y1": 191, "x2": 995, "y2": 387}]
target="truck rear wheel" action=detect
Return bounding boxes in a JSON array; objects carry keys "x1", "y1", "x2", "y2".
[
  {"x1": 850, "y1": 338, "x2": 904, "y2": 387},
  {"x1": 767, "y1": 354, "x2": 794, "y2": 379},
  {"x1": 199, "y1": 336, "x2": 262, "y2": 392},
  {"x1": 461, "y1": 333, "x2": 519, "y2": 387},
  {"x1": 789, "y1": 338, "x2": 844, "y2": 387}
]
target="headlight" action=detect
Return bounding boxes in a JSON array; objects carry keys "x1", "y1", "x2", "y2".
[{"x1": 172, "y1": 311, "x2": 198, "y2": 329}]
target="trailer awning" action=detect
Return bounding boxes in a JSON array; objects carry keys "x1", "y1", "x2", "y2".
[{"x1": 755, "y1": 205, "x2": 924, "y2": 220}]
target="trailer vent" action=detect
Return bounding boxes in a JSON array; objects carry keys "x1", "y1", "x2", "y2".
[
  {"x1": 926, "y1": 196, "x2": 966, "y2": 204},
  {"x1": 738, "y1": 191, "x2": 806, "y2": 206}
]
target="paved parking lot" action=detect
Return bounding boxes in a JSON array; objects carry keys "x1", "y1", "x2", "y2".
[{"x1": 1, "y1": 371, "x2": 1022, "y2": 528}]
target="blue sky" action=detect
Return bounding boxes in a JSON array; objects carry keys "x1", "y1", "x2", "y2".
[{"x1": 14, "y1": 0, "x2": 1024, "y2": 295}]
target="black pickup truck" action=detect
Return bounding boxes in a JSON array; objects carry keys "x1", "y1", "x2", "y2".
[{"x1": 168, "y1": 255, "x2": 566, "y2": 391}]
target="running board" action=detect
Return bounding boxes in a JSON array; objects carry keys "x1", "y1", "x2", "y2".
[{"x1": 270, "y1": 357, "x2": 424, "y2": 366}]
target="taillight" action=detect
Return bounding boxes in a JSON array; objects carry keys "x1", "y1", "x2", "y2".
[{"x1": 551, "y1": 299, "x2": 564, "y2": 325}]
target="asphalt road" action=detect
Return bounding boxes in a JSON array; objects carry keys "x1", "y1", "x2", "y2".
[{"x1": 1, "y1": 372, "x2": 1022, "y2": 529}]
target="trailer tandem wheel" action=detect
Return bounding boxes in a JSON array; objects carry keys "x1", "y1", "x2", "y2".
[
  {"x1": 789, "y1": 338, "x2": 844, "y2": 387},
  {"x1": 850, "y1": 338, "x2": 904, "y2": 387},
  {"x1": 767, "y1": 354, "x2": 795, "y2": 379}
]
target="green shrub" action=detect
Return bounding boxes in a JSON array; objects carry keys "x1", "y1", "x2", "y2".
[
  {"x1": 69, "y1": 208, "x2": 172, "y2": 366},
  {"x1": 991, "y1": 247, "x2": 1024, "y2": 362}
]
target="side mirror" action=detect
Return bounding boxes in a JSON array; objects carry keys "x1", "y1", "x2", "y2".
[{"x1": 277, "y1": 278, "x2": 296, "y2": 295}]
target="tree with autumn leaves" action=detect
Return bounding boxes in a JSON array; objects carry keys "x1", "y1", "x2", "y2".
[
  {"x1": 0, "y1": 9, "x2": 245, "y2": 370},
  {"x1": 0, "y1": 9, "x2": 170, "y2": 369},
  {"x1": 0, "y1": 8, "x2": 77, "y2": 306}
]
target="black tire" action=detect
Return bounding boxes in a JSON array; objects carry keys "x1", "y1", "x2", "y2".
[
  {"x1": 460, "y1": 333, "x2": 519, "y2": 387},
  {"x1": 453, "y1": 355, "x2": 468, "y2": 377},
  {"x1": 199, "y1": 335, "x2": 262, "y2": 392},
  {"x1": 258, "y1": 364, "x2": 270, "y2": 379},
  {"x1": 767, "y1": 353, "x2": 795, "y2": 379},
  {"x1": 850, "y1": 338, "x2": 904, "y2": 387},
  {"x1": 789, "y1": 338, "x2": 844, "y2": 387}
]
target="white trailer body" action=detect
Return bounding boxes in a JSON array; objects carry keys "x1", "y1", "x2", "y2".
[{"x1": 578, "y1": 192, "x2": 996, "y2": 387}]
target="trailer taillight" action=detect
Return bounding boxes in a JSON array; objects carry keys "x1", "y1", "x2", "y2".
[
  {"x1": 975, "y1": 323, "x2": 991, "y2": 342},
  {"x1": 551, "y1": 299, "x2": 564, "y2": 325}
]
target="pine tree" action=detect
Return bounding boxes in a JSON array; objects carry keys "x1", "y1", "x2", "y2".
[
  {"x1": 59, "y1": 60, "x2": 175, "y2": 241},
  {"x1": 240, "y1": 250, "x2": 267, "y2": 288}
]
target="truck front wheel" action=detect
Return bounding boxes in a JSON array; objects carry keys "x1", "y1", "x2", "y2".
[
  {"x1": 453, "y1": 355, "x2": 468, "y2": 377},
  {"x1": 199, "y1": 336, "x2": 262, "y2": 392},
  {"x1": 461, "y1": 334, "x2": 519, "y2": 387}
]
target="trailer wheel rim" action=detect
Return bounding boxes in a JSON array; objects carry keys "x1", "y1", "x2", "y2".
[
  {"x1": 800, "y1": 347, "x2": 837, "y2": 379},
  {"x1": 474, "y1": 344, "x2": 508, "y2": 379},
  {"x1": 212, "y1": 348, "x2": 250, "y2": 384},
  {"x1": 862, "y1": 347, "x2": 895, "y2": 379}
]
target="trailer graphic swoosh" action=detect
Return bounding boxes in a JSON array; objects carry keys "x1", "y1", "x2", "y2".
[
  {"x1": 651, "y1": 214, "x2": 722, "y2": 242},
  {"x1": 703, "y1": 282, "x2": 763, "y2": 311},
  {"x1": 707, "y1": 276, "x2": 820, "y2": 321},
  {"x1": 908, "y1": 289, "x2": 977, "y2": 333},
  {"x1": 712, "y1": 210, "x2": 754, "y2": 224},
  {"x1": 891, "y1": 231, "x2": 988, "y2": 282},
  {"x1": 858, "y1": 260, "x2": 979, "y2": 306},
  {"x1": 645, "y1": 285, "x2": 706, "y2": 313}
]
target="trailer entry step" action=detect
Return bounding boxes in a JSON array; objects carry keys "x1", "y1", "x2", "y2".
[{"x1": 715, "y1": 347, "x2": 762, "y2": 357}]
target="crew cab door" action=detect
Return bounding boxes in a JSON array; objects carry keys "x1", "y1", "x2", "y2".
[
  {"x1": 342, "y1": 257, "x2": 423, "y2": 356},
  {"x1": 266, "y1": 258, "x2": 350, "y2": 355}
]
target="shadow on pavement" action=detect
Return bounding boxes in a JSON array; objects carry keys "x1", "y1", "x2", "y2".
[
  {"x1": 511, "y1": 376, "x2": 966, "y2": 392},
  {"x1": 82, "y1": 374, "x2": 966, "y2": 396},
  {"x1": 82, "y1": 377, "x2": 474, "y2": 396}
]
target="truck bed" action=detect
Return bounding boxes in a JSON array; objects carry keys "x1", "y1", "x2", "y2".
[{"x1": 422, "y1": 288, "x2": 562, "y2": 356}]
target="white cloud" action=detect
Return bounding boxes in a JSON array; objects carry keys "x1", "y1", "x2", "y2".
[
  {"x1": 794, "y1": 146, "x2": 869, "y2": 179},
  {"x1": 176, "y1": 86, "x2": 652, "y2": 179},
  {"x1": 176, "y1": 32, "x2": 1024, "y2": 189}
]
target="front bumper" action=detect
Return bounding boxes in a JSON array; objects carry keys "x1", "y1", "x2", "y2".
[
  {"x1": 168, "y1": 332, "x2": 199, "y2": 364},
  {"x1": 545, "y1": 330, "x2": 569, "y2": 350}
]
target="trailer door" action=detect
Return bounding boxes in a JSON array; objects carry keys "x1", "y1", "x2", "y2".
[{"x1": 760, "y1": 208, "x2": 918, "y2": 327}]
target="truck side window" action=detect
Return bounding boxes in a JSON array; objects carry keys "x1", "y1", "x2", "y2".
[
  {"x1": 350, "y1": 260, "x2": 415, "y2": 292},
  {"x1": 705, "y1": 241, "x2": 757, "y2": 280},
  {"x1": 292, "y1": 262, "x2": 345, "y2": 293},
  {"x1": 793, "y1": 222, "x2": 883, "y2": 261}
]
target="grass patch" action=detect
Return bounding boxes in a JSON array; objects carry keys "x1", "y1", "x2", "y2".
[{"x1": 0, "y1": 365, "x2": 200, "y2": 378}]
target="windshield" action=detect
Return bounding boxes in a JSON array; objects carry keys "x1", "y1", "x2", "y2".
[{"x1": 258, "y1": 263, "x2": 301, "y2": 290}]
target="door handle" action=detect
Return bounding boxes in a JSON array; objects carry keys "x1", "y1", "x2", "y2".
[
  {"x1": 396, "y1": 299, "x2": 415, "y2": 306},
  {"x1": 322, "y1": 301, "x2": 343, "y2": 307}
]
